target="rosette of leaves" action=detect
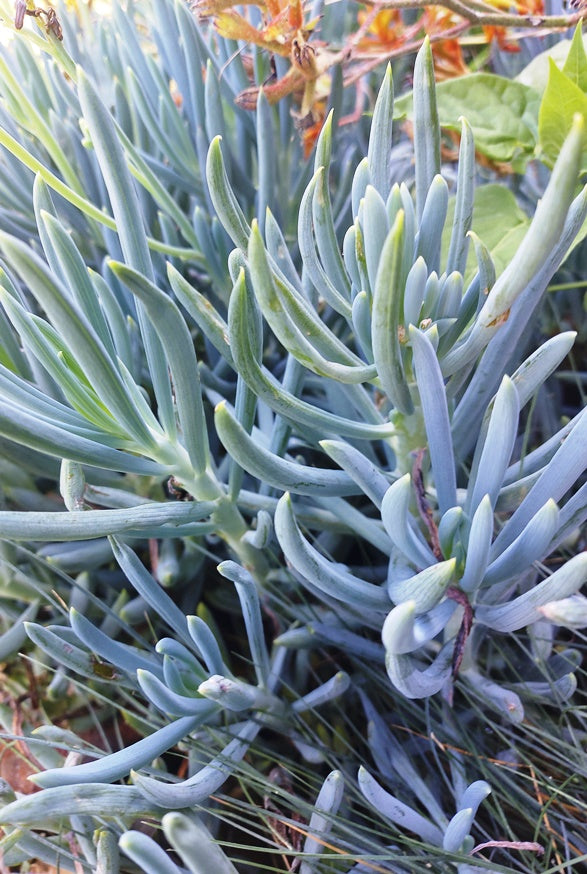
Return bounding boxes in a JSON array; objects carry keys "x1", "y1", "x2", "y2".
[{"x1": 0, "y1": 2, "x2": 585, "y2": 872}]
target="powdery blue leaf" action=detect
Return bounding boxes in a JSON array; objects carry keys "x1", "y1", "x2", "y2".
[
  {"x1": 31, "y1": 715, "x2": 201, "y2": 788},
  {"x1": 120, "y1": 830, "x2": 183, "y2": 874},
  {"x1": 381, "y1": 475, "x2": 436, "y2": 567},
  {"x1": 206, "y1": 136, "x2": 249, "y2": 250},
  {"x1": 163, "y1": 813, "x2": 240, "y2": 874},
  {"x1": 460, "y1": 496, "x2": 493, "y2": 593},
  {"x1": 511, "y1": 331, "x2": 577, "y2": 409},
  {"x1": 467, "y1": 376, "x2": 519, "y2": 517},
  {"x1": 382, "y1": 599, "x2": 457, "y2": 656},
  {"x1": 492, "y1": 408, "x2": 587, "y2": 555},
  {"x1": 109, "y1": 261, "x2": 210, "y2": 476},
  {"x1": 300, "y1": 771, "x2": 345, "y2": 874},
  {"x1": 275, "y1": 493, "x2": 390, "y2": 611},
  {"x1": 69, "y1": 608, "x2": 162, "y2": 679},
  {"x1": 358, "y1": 767, "x2": 443, "y2": 845},
  {"x1": 217, "y1": 560, "x2": 270, "y2": 686},
  {"x1": 387, "y1": 559, "x2": 456, "y2": 613},
  {"x1": 187, "y1": 615, "x2": 229, "y2": 676},
  {"x1": 416, "y1": 175, "x2": 448, "y2": 276},
  {"x1": 462, "y1": 670, "x2": 524, "y2": 723},
  {"x1": 410, "y1": 325, "x2": 456, "y2": 513},
  {"x1": 320, "y1": 439, "x2": 391, "y2": 507},
  {"x1": 413, "y1": 38, "x2": 440, "y2": 222},
  {"x1": 198, "y1": 674, "x2": 282, "y2": 713},
  {"x1": 476, "y1": 552, "x2": 587, "y2": 632},
  {"x1": 137, "y1": 670, "x2": 218, "y2": 717},
  {"x1": 228, "y1": 270, "x2": 394, "y2": 440},
  {"x1": 372, "y1": 211, "x2": 414, "y2": 415},
  {"x1": 363, "y1": 185, "x2": 390, "y2": 293},
  {"x1": 292, "y1": 671, "x2": 350, "y2": 713},
  {"x1": 133, "y1": 719, "x2": 261, "y2": 809},
  {"x1": 385, "y1": 640, "x2": 454, "y2": 698},
  {"x1": 539, "y1": 594, "x2": 587, "y2": 628},
  {"x1": 368, "y1": 64, "x2": 394, "y2": 200},
  {"x1": 215, "y1": 401, "x2": 360, "y2": 497},
  {"x1": 446, "y1": 117, "x2": 474, "y2": 276},
  {"x1": 0, "y1": 784, "x2": 152, "y2": 826},
  {"x1": 485, "y1": 499, "x2": 559, "y2": 585}
]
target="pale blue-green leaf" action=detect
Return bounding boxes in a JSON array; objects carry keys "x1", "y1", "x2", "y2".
[
  {"x1": 404, "y1": 256, "x2": 427, "y2": 328},
  {"x1": 96, "y1": 827, "x2": 120, "y2": 874},
  {"x1": 241, "y1": 509, "x2": 273, "y2": 549},
  {"x1": 32, "y1": 714, "x2": 200, "y2": 788},
  {"x1": 187, "y1": 615, "x2": 229, "y2": 677},
  {"x1": 137, "y1": 670, "x2": 217, "y2": 718},
  {"x1": 372, "y1": 211, "x2": 413, "y2": 413},
  {"x1": 358, "y1": 766, "x2": 443, "y2": 845},
  {"x1": 119, "y1": 830, "x2": 183, "y2": 874},
  {"x1": 360, "y1": 690, "x2": 447, "y2": 826},
  {"x1": 413, "y1": 38, "x2": 440, "y2": 222},
  {"x1": 352, "y1": 157, "x2": 371, "y2": 218},
  {"x1": 0, "y1": 784, "x2": 152, "y2": 826},
  {"x1": 248, "y1": 221, "x2": 374, "y2": 380},
  {"x1": 60, "y1": 459, "x2": 85, "y2": 511},
  {"x1": 217, "y1": 560, "x2": 270, "y2": 686},
  {"x1": 476, "y1": 552, "x2": 587, "y2": 632},
  {"x1": 206, "y1": 136, "x2": 250, "y2": 250},
  {"x1": 320, "y1": 440, "x2": 391, "y2": 507},
  {"x1": 24, "y1": 622, "x2": 114, "y2": 682},
  {"x1": 275, "y1": 493, "x2": 389, "y2": 610},
  {"x1": 89, "y1": 269, "x2": 134, "y2": 372},
  {"x1": 446, "y1": 118, "x2": 474, "y2": 275},
  {"x1": 0, "y1": 600, "x2": 38, "y2": 661},
  {"x1": 298, "y1": 172, "x2": 352, "y2": 317},
  {"x1": 539, "y1": 594, "x2": 587, "y2": 628},
  {"x1": 228, "y1": 271, "x2": 395, "y2": 439},
  {"x1": 459, "y1": 781, "x2": 492, "y2": 813},
  {"x1": 363, "y1": 185, "x2": 390, "y2": 293},
  {"x1": 410, "y1": 325, "x2": 456, "y2": 513},
  {"x1": 510, "y1": 673, "x2": 577, "y2": 704},
  {"x1": 265, "y1": 208, "x2": 302, "y2": 290},
  {"x1": 466, "y1": 376, "x2": 519, "y2": 516},
  {"x1": 163, "y1": 813, "x2": 240, "y2": 874},
  {"x1": 256, "y1": 89, "x2": 277, "y2": 237},
  {"x1": 40, "y1": 212, "x2": 115, "y2": 358},
  {"x1": 198, "y1": 674, "x2": 282, "y2": 713},
  {"x1": 351, "y1": 291, "x2": 373, "y2": 360},
  {"x1": 381, "y1": 475, "x2": 436, "y2": 567},
  {"x1": 133, "y1": 719, "x2": 261, "y2": 809},
  {"x1": 511, "y1": 331, "x2": 577, "y2": 409},
  {"x1": 0, "y1": 235, "x2": 157, "y2": 450},
  {"x1": 438, "y1": 506, "x2": 464, "y2": 558},
  {"x1": 387, "y1": 559, "x2": 455, "y2": 613},
  {"x1": 0, "y1": 502, "x2": 211, "y2": 541},
  {"x1": 215, "y1": 401, "x2": 359, "y2": 497},
  {"x1": 1, "y1": 296, "x2": 127, "y2": 437},
  {"x1": 300, "y1": 771, "x2": 345, "y2": 874},
  {"x1": 382, "y1": 599, "x2": 457, "y2": 655},
  {"x1": 435, "y1": 271, "x2": 463, "y2": 320},
  {"x1": 416, "y1": 175, "x2": 448, "y2": 276},
  {"x1": 110, "y1": 538, "x2": 192, "y2": 646},
  {"x1": 109, "y1": 261, "x2": 209, "y2": 475},
  {"x1": 460, "y1": 496, "x2": 493, "y2": 593},
  {"x1": 292, "y1": 671, "x2": 350, "y2": 713},
  {"x1": 368, "y1": 65, "x2": 394, "y2": 200},
  {"x1": 443, "y1": 808, "x2": 476, "y2": 853},
  {"x1": 463, "y1": 670, "x2": 524, "y2": 722},
  {"x1": 492, "y1": 408, "x2": 587, "y2": 553},
  {"x1": 312, "y1": 163, "x2": 351, "y2": 301},
  {"x1": 442, "y1": 117, "x2": 585, "y2": 377},
  {"x1": 503, "y1": 414, "x2": 578, "y2": 486},
  {"x1": 275, "y1": 623, "x2": 384, "y2": 661},
  {"x1": 385, "y1": 640, "x2": 454, "y2": 699},
  {"x1": 69, "y1": 608, "x2": 161, "y2": 679},
  {"x1": 78, "y1": 69, "x2": 151, "y2": 277},
  {"x1": 168, "y1": 262, "x2": 233, "y2": 367},
  {"x1": 485, "y1": 499, "x2": 559, "y2": 584}
]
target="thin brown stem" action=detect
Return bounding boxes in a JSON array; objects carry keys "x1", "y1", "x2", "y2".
[{"x1": 361, "y1": 0, "x2": 587, "y2": 28}]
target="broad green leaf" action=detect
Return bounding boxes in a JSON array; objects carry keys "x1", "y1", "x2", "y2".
[
  {"x1": 538, "y1": 60, "x2": 587, "y2": 171},
  {"x1": 562, "y1": 24, "x2": 587, "y2": 92},
  {"x1": 398, "y1": 74, "x2": 540, "y2": 168}
]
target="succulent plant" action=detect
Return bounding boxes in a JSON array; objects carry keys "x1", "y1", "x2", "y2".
[{"x1": 0, "y1": 2, "x2": 585, "y2": 872}]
